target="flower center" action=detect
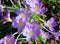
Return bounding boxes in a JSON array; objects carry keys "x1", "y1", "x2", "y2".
[
  {"x1": 33, "y1": 24, "x2": 37, "y2": 27},
  {"x1": 29, "y1": 31, "x2": 33, "y2": 36},
  {"x1": 43, "y1": 34, "x2": 48, "y2": 39},
  {"x1": 18, "y1": 21, "x2": 23, "y2": 26},
  {"x1": 6, "y1": 38, "x2": 11, "y2": 43},
  {"x1": 4, "y1": 17, "x2": 8, "y2": 21},
  {"x1": 35, "y1": 5, "x2": 39, "y2": 11},
  {"x1": 21, "y1": 12, "x2": 26, "y2": 17},
  {"x1": 47, "y1": 22, "x2": 51, "y2": 27}
]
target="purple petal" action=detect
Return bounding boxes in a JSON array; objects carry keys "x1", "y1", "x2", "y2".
[
  {"x1": 26, "y1": 37, "x2": 31, "y2": 42},
  {"x1": 14, "y1": 9, "x2": 21, "y2": 15},
  {"x1": 49, "y1": 27, "x2": 55, "y2": 32}
]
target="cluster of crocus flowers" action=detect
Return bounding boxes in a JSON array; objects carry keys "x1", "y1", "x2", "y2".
[
  {"x1": 0, "y1": 34, "x2": 15, "y2": 44},
  {"x1": 12, "y1": 8, "x2": 31, "y2": 33},
  {"x1": 0, "y1": 0, "x2": 60, "y2": 44}
]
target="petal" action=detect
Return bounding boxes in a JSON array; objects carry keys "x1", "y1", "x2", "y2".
[
  {"x1": 26, "y1": 37, "x2": 31, "y2": 42},
  {"x1": 49, "y1": 27, "x2": 55, "y2": 32},
  {"x1": 14, "y1": 9, "x2": 21, "y2": 15}
]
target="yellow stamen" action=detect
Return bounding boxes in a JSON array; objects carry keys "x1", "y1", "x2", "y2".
[
  {"x1": 29, "y1": 31, "x2": 33, "y2": 36},
  {"x1": 4, "y1": 17, "x2": 8, "y2": 20},
  {"x1": 6, "y1": 38, "x2": 11, "y2": 43},
  {"x1": 18, "y1": 21, "x2": 23, "y2": 26},
  {"x1": 21, "y1": 12, "x2": 26, "y2": 17},
  {"x1": 46, "y1": 23, "x2": 51, "y2": 27},
  {"x1": 43, "y1": 34, "x2": 48, "y2": 39},
  {"x1": 35, "y1": 5, "x2": 39, "y2": 11}
]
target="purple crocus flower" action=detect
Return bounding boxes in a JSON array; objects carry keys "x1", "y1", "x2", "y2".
[
  {"x1": 4, "y1": 34, "x2": 15, "y2": 44},
  {"x1": 12, "y1": 15, "x2": 26, "y2": 33},
  {"x1": 0, "y1": 10, "x2": 12, "y2": 25},
  {"x1": 44, "y1": 17, "x2": 57, "y2": 32},
  {"x1": 14, "y1": 8, "x2": 31, "y2": 19},
  {"x1": 41, "y1": 32, "x2": 51, "y2": 41},
  {"x1": 30, "y1": 3, "x2": 47, "y2": 15},
  {"x1": 23, "y1": 22, "x2": 40, "y2": 42},
  {"x1": 3, "y1": 10, "x2": 12, "y2": 24},
  {"x1": 0, "y1": 34, "x2": 15, "y2": 44},
  {"x1": 54, "y1": 30, "x2": 60, "y2": 41}
]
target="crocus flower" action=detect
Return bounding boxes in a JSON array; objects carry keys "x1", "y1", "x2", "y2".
[
  {"x1": 0, "y1": 34, "x2": 15, "y2": 44},
  {"x1": 54, "y1": 30, "x2": 60, "y2": 41},
  {"x1": 3, "y1": 10, "x2": 12, "y2": 24},
  {"x1": 12, "y1": 15, "x2": 26, "y2": 33},
  {"x1": 41, "y1": 32, "x2": 51, "y2": 41},
  {"x1": 23, "y1": 22, "x2": 40, "y2": 42},
  {"x1": 12, "y1": 8, "x2": 31, "y2": 33},
  {"x1": 4, "y1": 34, "x2": 15, "y2": 44},
  {"x1": 14, "y1": 8, "x2": 31, "y2": 19},
  {"x1": 40, "y1": 29, "x2": 51, "y2": 41},
  {"x1": 44, "y1": 17, "x2": 57, "y2": 32},
  {"x1": 30, "y1": 3, "x2": 47, "y2": 15}
]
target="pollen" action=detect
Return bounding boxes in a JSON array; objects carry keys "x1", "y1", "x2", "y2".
[
  {"x1": 4, "y1": 17, "x2": 8, "y2": 21},
  {"x1": 46, "y1": 22, "x2": 51, "y2": 27},
  {"x1": 21, "y1": 12, "x2": 26, "y2": 17},
  {"x1": 29, "y1": 31, "x2": 33, "y2": 36},
  {"x1": 43, "y1": 34, "x2": 48, "y2": 39},
  {"x1": 35, "y1": 5, "x2": 39, "y2": 11},
  {"x1": 6, "y1": 38, "x2": 11, "y2": 43},
  {"x1": 18, "y1": 21, "x2": 23, "y2": 26}
]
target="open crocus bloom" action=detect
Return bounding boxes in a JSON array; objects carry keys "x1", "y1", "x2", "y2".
[
  {"x1": 3, "y1": 10, "x2": 12, "y2": 24},
  {"x1": 23, "y1": 22, "x2": 40, "y2": 42},
  {"x1": 0, "y1": 34, "x2": 15, "y2": 44},
  {"x1": 30, "y1": 3, "x2": 47, "y2": 15},
  {"x1": 44, "y1": 17, "x2": 57, "y2": 32},
  {"x1": 12, "y1": 15, "x2": 26, "y2": 33}
]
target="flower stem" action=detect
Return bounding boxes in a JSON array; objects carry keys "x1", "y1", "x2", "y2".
[
  {"x1": 10, "y1": 0, "x2": 18, "y2": 9},
  {"x1": 41, "y1": 24, "x2": 54, "y2": 34},
  {"x1": 18, "y1": 0, "x2": 21, "y2": 7},
  {"x1": 15, "y1": 32, "x2": 22, "y2": 44},
  {"x1": 13, "y1": 32, "x2": 18, "y2": 36}
]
